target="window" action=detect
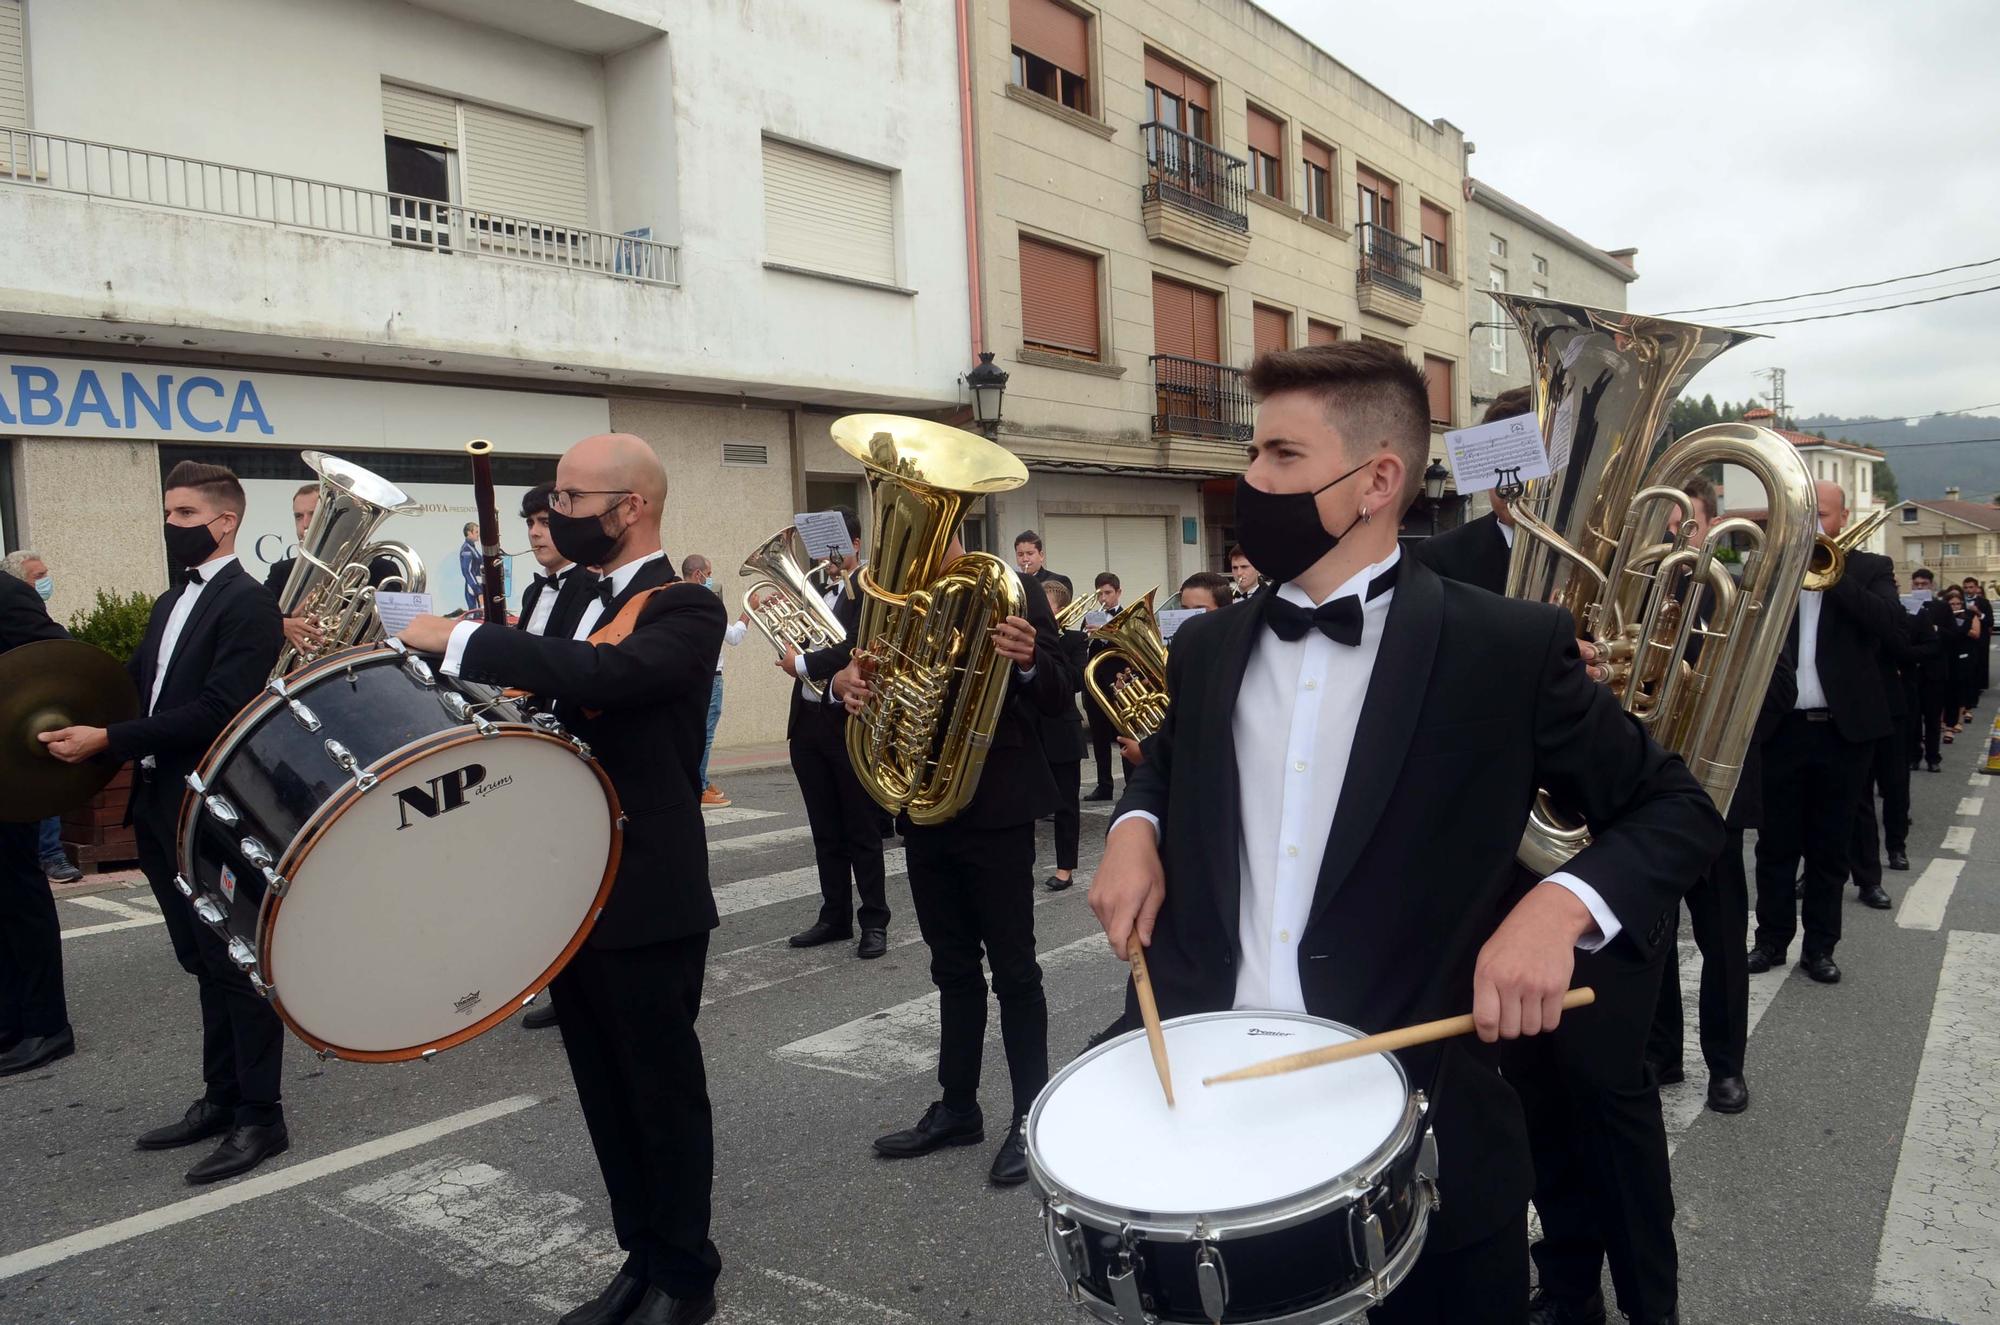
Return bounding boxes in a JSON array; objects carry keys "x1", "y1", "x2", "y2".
[
  {"x1": 1910, "y1": 542, "x2": 1926, "y2": 562},
  {"x1": 1420, "y1": 201, "x2": 1450, "y2": 274},
  {"x1": 1152, "y1": 274, "x2": 1221, "y2": 362},
  {"x1": 0, "y1": 0, "x2": 26, "y2": 131},
  {"x1": 1253, "y1": 303, "x2": 1291, "y2": 357},
  {"x1": 762, "y1": 137, "x2": 898, "y2": 287},
  {"x1": 1247, "y1": 105, "x2": 1284, "y2": 201},
  {"x1": 1356, "y1": 164, "x2": 1397, "y2": 235},
  {"x1": 380, "y1": 83, "x2": 590, "y2": 254},
  {"x1": 1009, "y1": 0, "x2": 1091, "y2": 114},
  {"x1": 1532, "y1": 254, "x2": 1548, "y2": 276},
  {"x1": 1859, "y1": 465, "x2": 1871, "y2": 495},
  {"x1": 1307, "y1": 319, "x2": 1341, "y2": 345},
  {"x1": 1490, "y1": 234, "x2": 1507, "y2": 257},
  {"x1": 1944, "y1": 542, "x2": 1962, "y2": 558},
  {"x1": 1488, "y1": 268, "x2": 1507, "y2": 373},
  {"x1": 1900, "y1": 506, "x2": 1919, "y2": 523},
  {"x1": 1301, "y1": 137, "x2": 1335, "y2": 223},
  {"x1": 1532, "y1": 283, "x2": 1548, "y2": 300},
  {"x1": 1144, "y1": 51, "x2": 1212, "y2": 143},
  {"x1": 1019, "y1": 235, "x2": 1101, "y2": 359},
  {"x1": 1423, "y1": 356, "x2": 1454, "y2": 427}
]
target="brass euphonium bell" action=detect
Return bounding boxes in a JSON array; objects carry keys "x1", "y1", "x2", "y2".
[
  {"x1": 270, "y1": 451, "x2": 427, "y2": 678},
  {"x1": 738, "y1": 525, "x2": 848, "y2": 700},
  {"x1": 1082, "y1": 590, "x2": 1169, "y2": 743}
]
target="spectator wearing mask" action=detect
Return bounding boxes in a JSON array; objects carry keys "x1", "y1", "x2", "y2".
[
  {"x1": 0, "y1": 552, "x2": 80, "y2": 885},
  {"x1": 681, "y1": 554, "x2": 750, "y2": 808}
]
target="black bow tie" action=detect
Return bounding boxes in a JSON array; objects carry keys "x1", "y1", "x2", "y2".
[
  {"x1": 1262, "y1": 562, "x2": 1398, "y2": 646},
  {"x1": 533, "y1": 571, "x2": 565, "y2": 592},
  {"x1": 592, "y1": 576, "x2": 616, "y2": 609},
  {"x1": 178, "y1": 567, "x2": 206, "y2": 588}
]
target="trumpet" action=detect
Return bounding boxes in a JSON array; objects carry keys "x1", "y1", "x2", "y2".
[{"x1": 738, "y1": 526, "x2": 848, "y2": 699}]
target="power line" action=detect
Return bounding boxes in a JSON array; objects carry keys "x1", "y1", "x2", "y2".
[
  {"x1": 1865, "y1": 435, "x2": 2000, "y2": 451},
  {"x1": 1730, "y1": 282, "x2": 2000, "y2": 327},
  {"x1": 1796, "y1": 402, "x2": 2000, "y2": 430},
  {"x1": 1719, "y1": 271, "x2": 2000, "y2": 319},
  {"x1": 1656, "y1": 255, "x2": 2000, "y2": 316}
]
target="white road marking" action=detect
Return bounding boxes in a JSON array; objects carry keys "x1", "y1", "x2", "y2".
[
  {"x1": 1871, "y1": 930, "x2": 2000, "y2": 1324},
  {"x1": 59, "y1": 916, "x2": 162, "y2": 941},
  {"x1": 713, "y1": 850, "x2": 906, "y2": 919},
  {"x1": 708, "y1": 825, "x2": 816, "y2": 855},
  {"x1": 68, "y1": 894, "x2": 152, "y2": 919},
  {"x1": 735, "y1": 1267, "x2": 924, "y2": 1324},
  {"x1": 1972, "y1": 772, "x2": 1990, "y2": 788},
  {"x1": 1657, "y1": 938, "x2": 1790, "y2": 1148},
  {"x1": 1958, "y1": 796, "x2": 1985, "y2": 817},
  {"x1": 700, "y1": 806, "x2": 781, "y2": 827},
  {"x1": 1896, "y1": 858, "x2": 1967, "y2": 932},
  {"x1": 0, "y1": 1095, "x2": 541, "y2": 1281},
  {"x1": 1942, "y1": 826, "x2": 1977, "y2": 854}
]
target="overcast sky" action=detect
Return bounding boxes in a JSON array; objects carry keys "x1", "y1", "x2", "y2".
[{"x1": 1261, "y1": 0, "x2": 2000, "y2": 422}]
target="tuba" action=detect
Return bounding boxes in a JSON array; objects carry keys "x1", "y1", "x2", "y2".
[
  {"x1": 1493, "y1": 294, "x2": 1818, "y2": 875},
  {"x1": 1083, "y1": 590, "x2": 1170, "y2": 742},
  {"x1": 834, "y1": 414, "x2": 1028, "y2": 826},
  {"x1": 270, "y1": 451, "x2": 427, "y2": 678},
  {"x1": 738, "y1": 525, "x2": 848, "y2": 699}
]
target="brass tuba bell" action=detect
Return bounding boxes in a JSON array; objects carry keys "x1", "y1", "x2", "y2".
[{"x1": 1082, "y1": 590, "x2": 1169, "y2": 743}]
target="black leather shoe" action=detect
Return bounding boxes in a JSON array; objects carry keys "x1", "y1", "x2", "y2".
[
  {"x1": 1745, "y1": 945, "x2": 1784, "y2": 975},
  {"x1": 0, "y1": 1026, "x2": 74, "y2": 1077},
  {"x1": 788, "y1": 920, "x2": 854, "y2": 948},
  {"x1": 558, "y1": 1270, "x2": 648, "y2": 1325},
  {"x1": 1910, "y1": 759, "x2": 1922, "y2": 772},
  {"x1": 1043, "y1": 873, "x2": 1073, "y2": 892},
  {"x1": 856, "y1": 929, "x2": 887, "y2": 960},
  {"x1": 874, "y1": 1101, "x2": 984, "y2": 1158},
  {"x1": 1887, "y1": 850, "x2": 1910, "y2": 871},
  {"x1": 184, "y1": 1121, "x2": 289, "y2": 1185},
  {"x1": 1649, "y1": 1059, "x2": 1685, "y2": 1086},
  {"x1": 136, "y1": 1099, "x2": 233, "y2": 1150},
  {"x1": 1927, "y1": 759, "x2": 1942, "y2": 772},
  {"x1": 990, "y1": 1116, "x2": 1030, "y2": 1187},
  {"x1": 1707, "y1": 1075, "x2": 1750, "y2": 1114},
  {"x1": 1799, "y1": 954, "x2": 1841, "y2": 984},
  {"x1": 522, "y1": 999, "x2": 560, "y2": 1030},
  {"x1": 624, "y1": 1286, "x2": 716, "y2": 1325},
  {"x1": 1859, "y1": 884, "x2": 1893, "y2": 910},
  {"x1": 1084, "y1": 787, "x2": 1114, "y2": 802},
  {"x1": 1526, "y1": 1285, "x2": 1606, "y2": 1325}
]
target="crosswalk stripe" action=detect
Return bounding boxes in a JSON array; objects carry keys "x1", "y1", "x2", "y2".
[
  {"x1": 1942, "y1": 825, "x2": 1976, "y2": 853},
  {"x1": 68, "y1": 894, "x2": 152, "y2": 920},
  {"x1": 1658, "y1": 938, "x2": 1789, "y2": 1148},
  {"x1": 713, "y1": 850, "x2": 907, "y2": 919},
  {"x1": 700, "y1": 806, "x2": 782, "y2": 827},
  {"x1": 708, "y1": 825, "x2": 815, "y2": 854},
  {"x1": 1870, "y1": 929, "x2": 2000, "y2": 1323},
  {"x1": 1896, "y1": 857, "x2": 1966, "y2": 932},
  {"x1": 1958, "y1": 796, "x2": 1985, "y2": 817}
]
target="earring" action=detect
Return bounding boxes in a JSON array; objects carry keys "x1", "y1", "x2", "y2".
[{"x1": 1360, "y1": 507, "x2": 1371, "y2": 523}]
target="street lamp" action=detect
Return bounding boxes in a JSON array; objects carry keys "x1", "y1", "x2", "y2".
[
  {"x1": 966, "y1": 351, "x2": 1009, "y2": 440},
  {"x1": 1423, "y1": 458, "x2": 1450, "y2": 535}
]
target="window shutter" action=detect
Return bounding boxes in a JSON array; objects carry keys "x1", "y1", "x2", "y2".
[
  {"x1": 763, "y1": 138, "x2": 898, "y2": 286},
  {"x1": 1020, "y1": 236, "x2": 1100, "y2": 357},
  {"x1": 382, "y1": 83, "x2": 459, "y2": 150},
  {"x1": 0, "y1": 0, "x2": 25, "y2": 131},
  {"x1": 1145, "y1": 51, "x2": 1210, "y2": 111},
  {"x1": 461, "y1": 102, "x2": 588, "y2": 226},
  {"x1": 1190, "y1": 285, "x2": 1220, "y2": 362},
  {"x1": 1301, "y1": 137, "x2": 1333, "y2": 173},
  {"x1": 1253, "y1": 304, "x2": 1290, "y2": 356},
  {"x1": 1423, "y1": 356, "x2": 1454, "y2": 426},
  {"x1": 1308, "y1": 319, "x2": 1341, "y2": 346},
  {"x1": 1247, "y1": 106, "x2": 1283, "y2": 159},
  {"x1": 1152, "y1": 276, "x2": 1192, "y2": 358},
  {"x1": 1010, "y1": 0, "x2": 1088, "y2": 78},
  {"x1": 1357, "y1": 165, "x2": 1396, "y2": 204},
  {"x1": 1421, "y1": 201, "x2": 1449, "y2": 246}
]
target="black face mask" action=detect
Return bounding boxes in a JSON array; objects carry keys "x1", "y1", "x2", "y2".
[
  {"x1": 163, "y1": 516, "x2": 224, "y2": 570},
  {"x1": 546, "y1": 504, "x2": 624, "y2": 569},
  {"x1": 1232, "y1": 460, "x2": 1372, "y2": 586}
]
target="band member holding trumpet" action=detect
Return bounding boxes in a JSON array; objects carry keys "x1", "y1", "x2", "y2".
[
  {"x1": 398, "y1": 434, "x2": 727, "y2": 1325},
  {"x1": 42, "y1": 462, "x2": 288, "y2": 1183},
  {"x1": 1088, "y1": 344, "x2": 1720, "y2": 1323}
]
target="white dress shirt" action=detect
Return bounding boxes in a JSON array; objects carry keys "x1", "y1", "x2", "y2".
[
  {"x1": 442, "y1": 550, "x2": 666, "y2": 676},
  {"x1": 792, "y1": 579, "x2": 848, "y2": 704},
  {"x1": 523, "y1": 562, "x2": 576, "y2": 638},
  {"x1": 149, "y1": 554, "x2": 237, "y2": 713},
  {"x1": 1792, "y1": 590, "x2": 1827, "y2": 709},
  {"x1": 1114, "y1": 546, "x2": 1615, "y2": 1015},
  {"x1": 1498, "y1": 519, "x2": 1516, "y2": 550}
]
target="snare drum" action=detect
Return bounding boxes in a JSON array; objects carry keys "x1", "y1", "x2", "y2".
[
  {"x1": 175, "y1": 641, "x2": 620, "y2": 1062},
  {"x1": 1027, "y1": 1010, "x2": 1438, "y2": 1324}
]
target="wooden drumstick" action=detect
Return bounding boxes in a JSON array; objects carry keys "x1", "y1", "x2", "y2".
[
  {"x1": 1202, "y1": 987, "x2": 1596, "y2": 1087},
  {"x1": 1127, "y1": 941, "x2": 1174, "y2": 1108}
]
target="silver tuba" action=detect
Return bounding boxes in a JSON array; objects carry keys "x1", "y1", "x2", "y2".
[
  {"x1": 738, "y1": 525, "x2": 848, "y2": 700},
  {"x1": 1492, "y1": 294, "x2": 1818, "y2": 874},
  {"x1": 270, "y1": 451, "x2": 427, "y2": 678}
]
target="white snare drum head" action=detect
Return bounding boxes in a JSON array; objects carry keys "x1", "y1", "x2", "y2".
[
  {"x1": 267, "y1": 732, "x2": 613, "y2": 1056},
  {"x1": 1033, "y1": 1012, "x2": 1408, "y2": 1216}
]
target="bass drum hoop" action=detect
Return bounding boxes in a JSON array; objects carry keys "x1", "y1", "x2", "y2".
[
  {"x1": 262, "y1": 723, "x2": 623, "y2": 1064},
  {"x1": 1028, "y1": 1010, "x2": 1425, "y2": 1242}
]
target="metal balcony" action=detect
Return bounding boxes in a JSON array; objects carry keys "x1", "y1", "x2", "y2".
[
  {"x1": 1141, "y1": 122, "x2": 1249, "y2": 233},
  {"x1": 1151, "y1": 354, "x2": 1254, "y2": 442},
  {"x1": 1357, "y1": 222, "x2": 1424, "y2": 300}
]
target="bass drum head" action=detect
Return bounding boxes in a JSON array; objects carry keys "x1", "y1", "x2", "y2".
[
  {"x1": 1032, "y1": 1011, "x2": 1408, "y2": 1221},
  {"x1": 266, "y1": 729, "x2": 616, "y2": 1059}
]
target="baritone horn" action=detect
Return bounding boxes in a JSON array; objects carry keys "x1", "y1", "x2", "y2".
[
  {"x1": 834, "y1": 414, "x2": 1027, "y2": 826},
  {"x1": 1082, "y1": 590, "x2": 1170, "y2": 742},
  {"x1": 1491, "y1": 293, "x2": 1818, "y2": 875},
  {"x1": 271, "y1": 451, "x2": 426, "y2": 678},
  {"x1": 738, "y1": 525, "x2": 848, "y2": 700}
]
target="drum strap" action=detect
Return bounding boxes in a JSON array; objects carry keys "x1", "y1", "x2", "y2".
[{"x1": 577, "y1": 587, "x2": 667, "y2": 718}]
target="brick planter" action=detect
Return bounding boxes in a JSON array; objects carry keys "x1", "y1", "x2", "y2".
[{"x1": 61, "y1": 763, "x2": 139, "y2": 874}]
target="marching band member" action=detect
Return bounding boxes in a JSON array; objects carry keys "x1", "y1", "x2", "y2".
[
  {"x1": 1038, "y1": 578, "x2": 1091, "y2": 893},
  {"x1": 1088, "y1": 343, "x2": 1719, "y2": 1324},
  {"x1": 398, "y1": 434, "x2": 725, "y2": 1325}
]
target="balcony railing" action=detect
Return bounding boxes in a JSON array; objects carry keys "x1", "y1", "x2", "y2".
[
  {"x1": 1151, "y1": 354, "x2": 1254, "y2": 441},
  {"x1": 0, "y1": 129, "x2": 677, "y2": 286},
  {"x1": 1141, "y1": 122, "x2": 1249, "y2": 233},
  {"x1": 1357, "y1": 222, "x2": 1424, "y2": 301}
]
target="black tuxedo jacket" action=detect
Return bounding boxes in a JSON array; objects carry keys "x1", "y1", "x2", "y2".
[
  {"x1": 107, "y1": 561, "x2": 284, "y2": 820},
  {"x1": 1035, "y1": 630, "x2": 1090, "y2": 763},
  {"x1": 0, "y1": 573, "x2": 66, "y2": 651},
  {"x1": 1412, "y1": 510, "x2": 1511, "y2": 596},
  {"x1": 1113, "y1": 558, "x2": 1720, "y2": 1249},
  {"x1": 1789, "y1": 548, "x2": 1904, "y2": 743},
  {"x1": 456, "y1": 557, "x2": 725, "y2": 949},
  {"x1": 790, "y1": 585, "x2": 863, "y2": 739},
  {"x1": 516, "y1": 568, "x2": 593, "y2": 641}
]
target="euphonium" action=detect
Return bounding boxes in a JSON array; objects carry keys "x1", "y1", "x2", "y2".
[
  {"x1": 1803, "y1": 505, "x2": 1890, "y2": 592},
  {"x1": 1492, "y1": 294, "x2": 1818, "y2": 875},
  {"x1": 834, "y1": 414, "x2": 1027, "y2": 826},
  {"x1": 1082, "y1": 590, "x2": 1169, "y2": 742},
  {"x1": 738, "y1": 525, "x2": 848, "y2": 699},
  {"x1": 270, "y1": 451, "x2": 426, "y2": 678}
]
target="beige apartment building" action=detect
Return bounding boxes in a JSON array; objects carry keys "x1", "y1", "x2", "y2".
[
  {"x1": 967, "y1": 0, "x2": 1471, "y2": 589},
  {"x1": 1889, "y1": 493, "x2": 2000, "y2": 587}
]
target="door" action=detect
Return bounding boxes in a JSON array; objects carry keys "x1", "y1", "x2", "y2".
[{"x1": 1043, "y1": 515, "x2": 1173, "y2": 608}]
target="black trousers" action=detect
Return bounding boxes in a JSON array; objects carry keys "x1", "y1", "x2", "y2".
[
  {"x1": 134, "y1": 798, "x2": 285, "y2": 1125},
  {"x1": 552, "y1": 934, "x2": 720, "y2": 1299},
  {"x1": 1050, "y1": 758, "x2": 1081, "y2": 872},
  {"x1": 789, "y1": 711, "x2": 888, "y2": 932},
  {"x1": 1366, "y1": 1209, "x2": 1527, "y2": 1325},
  {"x1": 1755, "y1": 714, "x2": 1871, "y2": 960},
  {"x1": 0, "y1": 819, "x2": 67, "y2": 1042},
  {"x1": 1850, "y1": 729, "x2": 1910, "y2": 891},
  {"x1": 1084, "y1": 692, "x2": 1117, "y2": 793},
  {"x1": 1508, "y1": 940, "x2": 1678, "y2": 1320},
  {"x1": 1916, "y1": 679, "x2": 1948, "y2": 765},
  {"x1": 903, "y1": 822, "x2": 1048, "y2": 1118},
  {"x1": 1649, "y1": 829, "x2": 1749, "y2": 1079}
]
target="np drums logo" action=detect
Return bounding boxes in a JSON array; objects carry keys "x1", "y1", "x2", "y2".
[{"x1": 395, "y1": 764, "x2": 488, "y2": 831}]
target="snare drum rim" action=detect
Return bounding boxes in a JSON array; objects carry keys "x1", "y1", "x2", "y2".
[
  {"x1": 261, "y1": 723, "x2": 624, "y2": 1064},
  {"x1": 1027, "y1": 1009, "x2": 1425, "y2": 1241}
]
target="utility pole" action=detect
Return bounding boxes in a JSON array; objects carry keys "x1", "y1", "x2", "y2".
[{"x1": 1755, "y1": 366, "x2": 1789, "y2": 429}]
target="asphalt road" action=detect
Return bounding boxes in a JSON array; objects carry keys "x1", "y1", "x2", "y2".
[{"x1": 3, "y1": 701, "x2": 1996, "y2": 1325}]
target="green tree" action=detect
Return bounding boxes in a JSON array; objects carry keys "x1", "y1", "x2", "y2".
[{"x1": 1873, "y1": 460, "x2": 1900, "y2": 505}]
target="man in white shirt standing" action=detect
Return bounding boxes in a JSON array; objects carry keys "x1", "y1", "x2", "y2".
[
  {"x1": 1089, "y1": 343, "x2": 1719, "y2": 1324},
  {"x1": 678, "y1": 554, "x2": 747, "y2": 808}
]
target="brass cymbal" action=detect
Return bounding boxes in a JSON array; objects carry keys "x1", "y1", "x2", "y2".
[{"x1": 0, "y1": 639, "x2": 141, "y2": 823}]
